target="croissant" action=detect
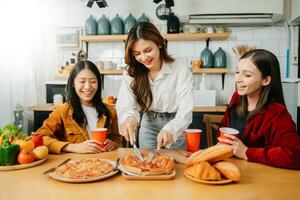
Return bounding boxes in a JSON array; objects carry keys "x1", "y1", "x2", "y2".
[
  {"x1": 213, "y1": 161, "x2": 242, "y2": 181},
  {"x1": 186, "y1": 144, "x2": 233, "y2": 166},
  {"x1": 185, "y1": 161, "x2": 221, "y2": 181}
]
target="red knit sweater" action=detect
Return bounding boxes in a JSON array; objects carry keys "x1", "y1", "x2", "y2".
[{"x1": 220, "y1": 92, "x2": 300, "y2": 169}]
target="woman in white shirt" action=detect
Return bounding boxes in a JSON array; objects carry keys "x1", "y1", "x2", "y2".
[{"x1": 116, "y1": 22, "x2": 193, "y2": 149}]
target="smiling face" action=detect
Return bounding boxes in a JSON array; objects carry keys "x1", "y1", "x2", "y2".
[
  {"x1": 132, "y1": 38, "x2": 162, "y2": 71},
  {"x1": 73, "y1": 68, "x2": 98, "y2": 106},
  {"x1": 234, "y1": 58, "x2": 271, "y2": 99}
]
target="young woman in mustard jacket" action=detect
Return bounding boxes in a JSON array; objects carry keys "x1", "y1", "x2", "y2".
[{"x1": 35, "y1": 60, "x2": 120, "y2": 154}]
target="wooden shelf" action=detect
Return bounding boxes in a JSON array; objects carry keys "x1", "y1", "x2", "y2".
[
  {"x1": 80, "y1": 35, "x2": 127, "y2": 42},
  {"x1": 99, "y1": 68, "x2": 123, "y2": 75},
  {"x1": 192, "y1": 68, "x2": 228, "y2": 74},
  {"x1": 80, "y1": 32, "x2": 230, "y2": 43},
  {"x1": 162, "y1": 32, "x2": 229, "y2": 41}
]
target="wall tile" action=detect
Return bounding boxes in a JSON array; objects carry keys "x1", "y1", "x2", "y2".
[
  {"x1": 270, "y1": 26, "x2": 289, "y2": 40},
  {"x1": 113, "y1": 42, "x2": 125, "y2": 58},
  {"x1": 262, "y1": 40, "x2": 280, "y2": 56},
  {"x1": 113, "y1": 75, "x2": 122, "y2": 90},
  {"x1": 178, "y1": 41, "x2": 194, "y2": 57},
  {"x1": 234, "y1": 27, "x2": 253, "y2": 41},
  {"x1": 95, "y1": 43, "x2": 114, "y2": 59},
  {"x1": 242, "y1": 40, "x2": 263, "y2": 49},
  {"x1": 227, "y1": 56, "x2": 238, "y2": 72},
  {"x1": 194, "y1": 41, "x2": 206, "y2": 58},
  {"x1": 210, "y1": 41, "x2": 228, "y2": 54},
  {"x1": 103, "y1": 75, "x2": 114, "y2": 90},
  {"x1": 167, "y1": 41, "x2": 178, "y2": 57},
  {"x1": 279, "y1": 40, "x2": 289, "y2": 57},
  {"x1": 253, "y1": 26, "x2": 271, "y2": 40}
]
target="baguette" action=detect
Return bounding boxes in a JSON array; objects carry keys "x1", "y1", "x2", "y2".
[
  {"x1": 185, "y1": 161, "x2": 221, "y2": 181},
  {"x1": 213, "y1": 161, "x2": 241, "y2": 181},
  {"x1": 186, "y1": 144, "x2": 233, "y2": 166}
]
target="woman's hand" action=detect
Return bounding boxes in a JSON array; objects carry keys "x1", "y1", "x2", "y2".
[
  {"x1": 62, "y1": 139, "x2": 102, "y2": 154},
  {"x1": 100, "y1": 139, "x2": 115, "y2": 152},
  {"x1": 119, "y1": 116, "x2": 138, "y2": 145},
  {"x1": 157, "y1": 130, "x2": 174, "y2": 149},
  {"x1": 217, "y1": 134, "x2": 248, "y2": 160}
]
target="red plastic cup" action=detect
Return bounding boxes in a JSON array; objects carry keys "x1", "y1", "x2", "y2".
[
  {"x1": 91, "y1": 128, "x2": 107, "y2": 148},
  {"x1": 219, "y1": 127, "x2": 239, "y2": 141},
  {"x1": 186, "y1": 129, "x2": 202, "y2": 153}
]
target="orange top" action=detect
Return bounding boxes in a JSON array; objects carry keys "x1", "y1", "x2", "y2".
[{"x1": 35, "y1": 102, "x2": 120, "y2": 154}]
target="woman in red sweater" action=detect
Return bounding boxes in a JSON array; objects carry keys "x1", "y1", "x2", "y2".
[{"x1": 218, "y1": 49, "x2": 300, "y2": 169}]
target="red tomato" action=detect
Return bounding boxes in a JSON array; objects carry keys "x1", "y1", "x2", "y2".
[
  {"x1": 31, "y1": 135, "x2": 43, "y2": 148},
  {"x1": 18, "y1": 149, "x2": 35, "y2": 164}
]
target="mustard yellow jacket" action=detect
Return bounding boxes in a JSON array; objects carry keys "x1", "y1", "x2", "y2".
[{"x1": 35, "y1": 102, "x2": 120, "y2": 154}]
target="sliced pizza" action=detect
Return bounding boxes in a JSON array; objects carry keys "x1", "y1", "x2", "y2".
[
  {"x1": 120, "y1": 153, "x2": 175, "y2": 176},
  {"x1": 55, "y1": 158, "x2": 114, "y2": 179}
]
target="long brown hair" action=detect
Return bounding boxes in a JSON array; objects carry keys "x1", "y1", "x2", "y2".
[
  {"x1": 66, "y1": 60, "x2": 110, "y2": 127},
  {"x1": 124, "y1": 22, "x2": 174, "y2": 111},
  {"x1": 236, "y1": 49, "x2": 286, "y2": 119}
]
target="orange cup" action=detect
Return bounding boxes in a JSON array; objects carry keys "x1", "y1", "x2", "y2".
[
  {"x1": 91, "y1": 128, "x2": 107, "y2": 148},
  {"x1": 219, "y1": 127, "x2": 239, "y2": 140},
  {"x1": 186, "y1": 129, "x2": 201, "y2": 153}
]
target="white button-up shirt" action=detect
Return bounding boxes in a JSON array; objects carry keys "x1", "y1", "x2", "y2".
[{"x1": 116, "y1": 59, "x2": 193, "y2": 141}]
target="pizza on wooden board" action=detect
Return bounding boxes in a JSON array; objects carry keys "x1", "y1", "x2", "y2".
[
  {"x1": 55, "y1": 158, "x2": 114, "y2": 179},
  {"x1": 120, "y1": 153, "x2": 175, "y2": 175}
]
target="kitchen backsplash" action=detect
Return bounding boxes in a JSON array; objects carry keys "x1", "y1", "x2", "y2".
[{"x1": 84, "y1": 24, "x2": 289, "y2": 105}]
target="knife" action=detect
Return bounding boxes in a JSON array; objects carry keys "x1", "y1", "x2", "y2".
[
  {"x1": 43, "y1": 158, "x2": 71, "y2": 174},
  {"x1": 132, "y1": 142, "x2": 144, "y2": 162},
  {"x1": 145, "y1": 148, "x2": 159, "y2": 162}
]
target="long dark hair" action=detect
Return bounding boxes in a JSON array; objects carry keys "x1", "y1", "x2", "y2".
[
  {"x1": 237, "y1": 49, "x2": 286, "y2": 119},
  {"x1": 66, "y1": 60, "x2": 110, "y2": 127},
  {"x1": 124, "y1": 22, "x2": 174, "y2": 111}
]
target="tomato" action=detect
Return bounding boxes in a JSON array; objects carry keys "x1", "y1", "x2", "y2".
[
  {"x1": 31, "y1": 135, "x2": 43, "y2": 148},
  {"x1": 18, "y1": 149, "x2": 35, "y2": 164}
]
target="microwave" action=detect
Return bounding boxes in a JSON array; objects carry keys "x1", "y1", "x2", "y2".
[{"x1": 45, "y1": 82, "x2": 67, "y2": 103}]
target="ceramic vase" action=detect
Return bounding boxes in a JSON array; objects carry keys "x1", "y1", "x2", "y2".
[
  {"x1": 85, "y1": 15, "x2": 97, "y2": 35},
  {"x1": 137, "y1": 13, "x2": 150, "y2": 23},
  {"x1": 111, "y1": 14, "x2": 124, "y2": 35},
  {"x1": 97, "y1": 14, "x2": 110, "y2": 35},
  {"x1": 214, "y1": 47, "x2": 226, "y2": 68},
  {"x1": 124, "y1": 13, "x2": 137, "y2": 34}
]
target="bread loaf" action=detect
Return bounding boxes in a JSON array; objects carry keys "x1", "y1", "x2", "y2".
[
  {"x1": 185, "y1": 161, "x2": 221, "y2": 181},
  {"x1": 213, "y1": 161, "x2": 241, "y2": 181},
  {"x1": 186, "y1": 144, "x2": 233, "y2": 166}
]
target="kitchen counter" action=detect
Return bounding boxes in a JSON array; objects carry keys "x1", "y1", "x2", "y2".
[
  {"x1": 31, "y1": 104, "x2": 227, "y2": 112},
  {"x1": 0, "y1": 148, "x2": 299, "y2": 200}
]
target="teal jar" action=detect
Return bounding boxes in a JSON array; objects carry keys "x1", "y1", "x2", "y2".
[
  {"x1": 201, "y1": 47, "x2": 214, "y2": 68},
  {"x1": 214, "y1": 47, "x2": 226, "y2": 68},
  {"x1": 124, "y1": 13, "x2": 137, "y2": 34},
  {"x1": 85, "y1": 15, "x2": 97, "y2": 35},
  {"x1": 111, "y1": 14, "x2": 124, "y2": 35},
  {"x1": 137, "y1": 13, "x2": 149, "y2": 23},
  {"x1": 97, "y1": 14, "x2": 110, "y2": 35}
]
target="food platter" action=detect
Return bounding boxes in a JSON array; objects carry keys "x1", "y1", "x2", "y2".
[
  {"x1": 184, "y1": 169, "x2": 233, "y2": 185},
  {"x1": 0, "y1": 157, "x2": 48, "y2": 171},
  {"x1": 48, "y1": 159, "x2": 119, "y2": 183},
  {"x1": 118, "y1": 164, "x2": 176, "y2": 180}
]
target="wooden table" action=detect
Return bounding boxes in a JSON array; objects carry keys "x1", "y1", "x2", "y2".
[{"x1": 1, "y1": 148, "x2": 299, "y2": 200}]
